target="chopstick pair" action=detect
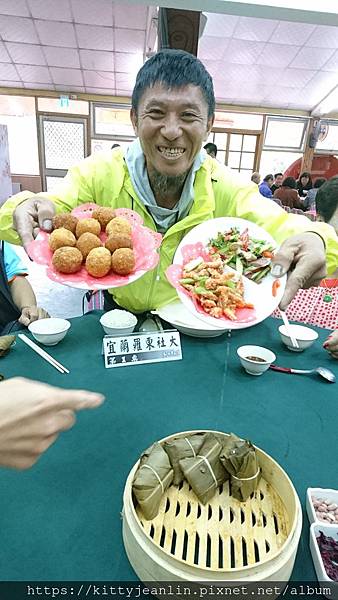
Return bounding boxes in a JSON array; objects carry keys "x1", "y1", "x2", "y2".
[
  {"x1": 18, "y1": 333, "x2": 70, "y2": 374},
  {"x1": 279, "y1": 310, "x2": 299, "y2": 349}
]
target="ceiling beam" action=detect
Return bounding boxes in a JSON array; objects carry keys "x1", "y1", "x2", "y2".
[{"x1": 125, "y1": 0, "x2": 338, "y2": 27}]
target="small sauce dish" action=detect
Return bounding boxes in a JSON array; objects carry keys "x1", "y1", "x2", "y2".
[{"x1": 237, "y1": 345, "x2": 276, "y2": 376}]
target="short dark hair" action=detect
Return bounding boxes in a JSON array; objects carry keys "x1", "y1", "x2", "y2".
[
  {"x1": 282, "y1": 176, "x2": 297, "y2": 189},
  {"x1": 131, "y1": 49, "x2": 215, "y2": 118},
  {"x1": 274, "y1": 172, "x2": 283, "y2": 178},
  {"x1": 314, "y1": 177, "x2": 326, "y2": 189},
  {"x1": 111, "y1": 143, "x2": 120, "y2": 149},
  {"x1": 204, "y1": 143, "x2": 217, "y2": 157},
  {"x1": 263, "y1": 174, "x2": 273, "y2": 182},
  {"x1": 316, "y1": 176, "x2": 338, "y2": 222}
]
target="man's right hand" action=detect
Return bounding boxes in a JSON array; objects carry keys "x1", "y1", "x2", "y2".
[
  {"x1": 0, "y1": 377, "x2": 105, "y2": 469},
  {"x1": 13, "y1": 196, "x2": 56, "y2": 253}
]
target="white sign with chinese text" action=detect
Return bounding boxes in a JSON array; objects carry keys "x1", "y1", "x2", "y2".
[{"x1": 102, "y1": 330, "x2": 182, "y2": 368}]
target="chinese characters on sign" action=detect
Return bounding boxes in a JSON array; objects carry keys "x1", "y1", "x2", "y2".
[{"x1": 102, "y1": 331, "x2": 182, "y2": 368}]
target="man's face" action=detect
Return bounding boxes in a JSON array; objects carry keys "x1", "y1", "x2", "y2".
[
  {"x1": 130, "y1": 83, "x2": 213, "y2": 178},
  {"x1": 275, "y1": 175, "x2": 283, "y2": 187}
]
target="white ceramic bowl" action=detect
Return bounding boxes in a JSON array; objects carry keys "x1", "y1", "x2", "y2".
[
  {"x1": 278, "y1": 324, "x2": 319, "y2": 352},
  {"x1": 309, "y1": 522, "x2": 338, "y2": 583},
  {"x1": 307, "y1": 487, "x2": 338, "y2": 526},
  {"x1": 100, "y1": 309, "x2": 137, "y2": 336},
  {"x1": 28, "y1": 318, "x2": 70, "y2": 346},
  {"x1": 237, "y1": 345, "x2": 276, "y2": 376}
]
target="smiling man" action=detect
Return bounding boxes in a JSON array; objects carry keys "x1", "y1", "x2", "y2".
[{"x1": 0, "y1": 49, "x2": 338, "y2": 314}]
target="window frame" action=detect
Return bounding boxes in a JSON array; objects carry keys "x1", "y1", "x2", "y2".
[
  {"x1": 91, "y1": 101, "x2": 134, "y2": 140},
  {"x1": 263, "y1": 116, "x2": 309, "y2": 152}
]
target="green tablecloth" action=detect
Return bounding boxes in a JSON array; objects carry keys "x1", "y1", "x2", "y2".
[{"x1": 0, "y1": 311, "x2": 337, "y2": 581}]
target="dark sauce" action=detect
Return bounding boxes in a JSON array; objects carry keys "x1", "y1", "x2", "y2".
[{"x1": 245, "y1": 355, "x2": 266, "y2": 363}]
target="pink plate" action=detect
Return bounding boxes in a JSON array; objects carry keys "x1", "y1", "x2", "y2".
[
  {"x1": 166, "y1": 243, "x2": 257, "y2": 326},
  {"x1": 28, "y1": 206, "x2": 162, "y2": 291}
]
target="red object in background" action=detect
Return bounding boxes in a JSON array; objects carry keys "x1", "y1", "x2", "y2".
[{"x1": 284, "y1": 154, "x2": 338, "y2": 180}]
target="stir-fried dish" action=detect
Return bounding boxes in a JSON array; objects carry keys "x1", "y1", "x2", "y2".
[
  {"x1": 179, "y1": 256, "x2": 253, "y2": 320},
  {"x1": 208, "y1": 227, "x2": 274, "y2": 283}
]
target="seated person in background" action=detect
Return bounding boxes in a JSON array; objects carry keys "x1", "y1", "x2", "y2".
[
  {"x1": 203, "y1": 142, "x2": 217, "y2": 158},
  {"x1": 258, "y1": 174, "x2": 274, "y2": 198},
  {"x1": 303, "y1": 177, "x2": 327, "y2": 212},
  {"x1": 0, "y1": 241, "x2": 48, "y2": 335},
  {"x1": 251, "y1": 172, "x2": 260, "y2": 185},
  {"x1": 270, "y1": 172, "x2": 283, "y2": 195},
  {"x1": 1, "y1": 49, "x2": 338, "y2": 314},
  {"x1": 296, "y1": 171, "x2": 313, "y2": 197},
  {"x1": 273, "y1": 176, "x2": 304, "y2": 210},
  {"x1": 273, "y1": 176, "x2": 338, "y2": 358},
  {"x1": 0, "y1": 377, "x2": 104, "y2": 470}
]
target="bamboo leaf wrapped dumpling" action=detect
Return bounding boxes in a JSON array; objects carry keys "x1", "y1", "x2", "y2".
[
  {"x1": 179, "y1": 433, "x2": 228, "y2": 504},
  {"x1": 132, "y1": 442, "x2": 173, "y2": 520},
  {"x1": 220, "y1": 433, "x2": 261, "y2": 502},
  {"x1": 0, "y1": 335, "x2": 15, "y2": 357},
  {"x1": 163, "y1": 433, "x2": 206, "y2": 485}
]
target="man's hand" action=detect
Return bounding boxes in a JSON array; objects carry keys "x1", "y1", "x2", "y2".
[
  {"x1": 18, "y1": 306, "x2": 50, "y2": 326},
  {"x1": 13, "y1": 196, "x2": 56, "y2": 254},
  {"x1": 271, "y1": 232, "x2": 327, "y2": 310},
  {"x1": 0, "y1": 377, "x2": 105, "y2": 469},
  {"x1": 323, "y1": 330, "x2": 338, "y2": 359}
]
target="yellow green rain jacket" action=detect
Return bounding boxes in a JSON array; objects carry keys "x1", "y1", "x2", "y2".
[{"x1": 1, "y1": 150, "x2": 337, "y2": 313}]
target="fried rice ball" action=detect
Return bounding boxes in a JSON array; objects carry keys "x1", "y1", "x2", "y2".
[
  {"x1": 75, "y1": 218, "x2": 101, "y2": 238},
  {"x1": 52, "y1": 212, "x2": 78, "y2": 234},
  {"x1": 76, "y1": 232, "x2": 102, "y2": 259},
  {"x1": 49, "y1": 228, "x2": 76, "y2": 252},
  {"x1": 85, "y1": 247, "x2": 112, "y2": 278},
  {"x1": 106, "y1": 217, "x2": 132, "y2": 237},
  {"x1": 111, "y1": 248, "x2": 135, "y2": 275},
  {"x1": 105, "y1": 233, "x2": 133, "y2": 253},
  {"x1": 52, "y1": 247, "x2": 83, "y2": 274},
  {"x1": 92, "y1": 207, "x2": 116, "y2": 230}
]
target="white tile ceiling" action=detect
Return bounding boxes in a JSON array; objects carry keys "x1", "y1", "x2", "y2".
[
  {"x1": 0, "y1": 0, "x2": 153, "y2": 96},
  {"x1": 0, "y1": 1, "x2": 337, "y2": 115},
  {"x1": 199, "y1": 11, "x2": 338, "y2": 114}
]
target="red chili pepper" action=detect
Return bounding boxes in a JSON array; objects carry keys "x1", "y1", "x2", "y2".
[{"x1": 272, "y1": 279, "x2": 281, "y2": 296}]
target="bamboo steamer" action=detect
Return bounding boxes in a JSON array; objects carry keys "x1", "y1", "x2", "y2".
[{"x1": 122, "y1": 430, "x2": 302, "y2": 582}]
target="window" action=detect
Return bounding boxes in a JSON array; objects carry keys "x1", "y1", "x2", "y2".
[
  {"x1": 0, "y1": 95, "x2": 39, "y2": 174},
  {"x1": 214, "y1": 111, "x2": 263, "y2": 131},
  {"x1": 260, "y1": 150, "x2": 302, "y2": 177},
  {"x1": 264, "y1": 117, "x2": 308, "y2": 152},
  {"x1": 92, "y1": 103, "x2": 134, "y2": 138},
  {"x1": 207, "y1": 130, "x2": 258, "y2": 174},
  {"x1": 91, "y1": 139, "x2": 133, "y2": 154}
]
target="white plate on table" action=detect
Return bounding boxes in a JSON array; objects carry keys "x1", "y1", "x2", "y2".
[
  {"x1": 153, "y1": 300, "x2": 228, "y2": 337},
  {"x1": 166, "y1": 217, "x2": 286, "y2": 330}
]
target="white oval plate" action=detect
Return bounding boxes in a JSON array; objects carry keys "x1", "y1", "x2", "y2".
[
  {"x1": 167, "y1": 217, "x2": 286, "y2": 330},
  {"x1": 154, "y1": 300, "x2": 227, "y2": 337}
]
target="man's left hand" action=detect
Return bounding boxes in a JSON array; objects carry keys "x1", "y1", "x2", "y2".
[
  {"x1": 19, "y1": 306, "x2": 50, "y2": 326},
  {"x1": 271, "y1": 232, "x2": 327, "y2": 310}
]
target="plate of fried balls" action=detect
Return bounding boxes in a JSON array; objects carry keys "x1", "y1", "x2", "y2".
[{"x1": 27, "y1": 204, "x2": 162, "y2": 290}]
